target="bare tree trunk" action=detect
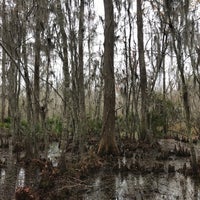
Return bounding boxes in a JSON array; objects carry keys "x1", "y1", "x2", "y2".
[
  {"x1": 137, "y1": 0, "x2": 148, "y2": 140},
  {"x1": 42, "y1": 35, "x2": 51, "y2": 158},
  {"x1": 22, "y1": 24, "x2": 33, "y2": 125},
  {"x1": 98, "y1": 0, "x2": 119, "y2": 155},
  {"x1": 1, "y1": 0, "x2": 7, "y2": 123},
  {"x1": 32, "y1": 0, "x2": 44, "y2": 158},
  {"x1": 170, "y1": 26, "x2": 191, "y2": 134},
  {"x1": 164, "y1": 0, "x2": 191, "y2": 134},
  {"x1": 7, "y1": 61, "x2": 17, "y2": 137},
  {"x1": 66, "y1": 1, "x2": 79, "y2": 142},
  {"x1": 94, "y1": 56, "x2": 104, "y2": 122},
  {"x1": 78, "y1": 0, "x2": 86, "y2": 151},
  {"x1": 19, "y1": 2, "x2": 35, "y2": 159},
  {"x1": 56, "y1": 0, "x2": 71, "y2": 170},
  {"x1": 1, "y1": 49, "x2": 6, "y2": 123},
  {"x1": 87, "y1": 0, "x2": 93, "y2": 116},
  {"x1": 122, "y1": 8, "x2": 129, "y2": 138},
  {"x1": 4, "y1": 7, "x2": 21, "y2": 139},
  {"x1": 127, "y1": 2, "x2": 134, "y2": 138},
  {"x1": 162, "y1": 58, "x2": 167, "y2": 134},
  {"x1": 34, "y1": 1, "x2": 42, "y2": 126}
]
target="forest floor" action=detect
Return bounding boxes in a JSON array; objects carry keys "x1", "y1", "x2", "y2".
[{"x1": 12, "y1": 133, "x2": 200, "y2": 200}]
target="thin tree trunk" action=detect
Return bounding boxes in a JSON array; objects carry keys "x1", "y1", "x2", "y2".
[
  {"x1": 165, "y1": 0, "x2": 191, "y2": 134},
  {"x1": 137, "y1": 0, "x2": 148, "y2": 140},
  {"x1": 87, "y1": 0, "x2": 92, "y2": 116},
  {"x1": 123, "y1": 13, "x2": 129, "y2": 138},
  {"x1": 42, "y1": 39, "x2": 51, "y2": 158},
  {"x1": 1, "y1": 0, "x2": 6, "y2": 123},
  {"x1": 66, "y1": 1, "x2": 79, "y2": 142},
  {"x1": 32, "y1": 0, "x2": 43, "y2": 158},
  {"x1": 171, "y1": 31, "x2": 191, "y2": 134},
  {"x1": 95, "y1": 56, "x2": 103, "y2": 121},
  {"x1": 34, "y1": 1, "x2": 41, "y2": 126},
  {"x1": 21, "y1": 18, "x2": 35, "y2": 159},
  {"x1": 78, "y1": 0, "x2": 86, "y2": 151},
  {"x1": 56, "y1": 0, "x2": 71, "y2": 170}
]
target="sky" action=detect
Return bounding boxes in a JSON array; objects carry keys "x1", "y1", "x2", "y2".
[{"x1": 94, "y1": 0, "x2": 104, "y2": 17}]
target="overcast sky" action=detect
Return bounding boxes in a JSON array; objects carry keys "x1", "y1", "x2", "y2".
[{"x1": 94, "y1": 0, "x2": 104, "y2": 17}]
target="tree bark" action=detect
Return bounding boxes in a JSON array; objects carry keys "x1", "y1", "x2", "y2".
[
  {"x1": 137, "y1": 0, "x2": 148, "y2": 140},
  {"x1": 66, "y1": 1, "x2": 79, "y2": 141},
  {"x1": 78, "y1": 0, "x2": 86, "y2": 150},
  {"x1": 56, "y1": 0, "x2": 71, "y2": 170},
  {"x1": 1, "y1": 0, "x2": 7, "y2": 122},
  {"x1": 98, "y1": 0, "x2": 119, "y2": 155},
  {"x1": 34, "y1": 1, "x2": 42, "y2": 125}
]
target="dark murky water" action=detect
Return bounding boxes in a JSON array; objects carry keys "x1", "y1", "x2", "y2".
[
  {"x1": 0, "y1": 140, "x2": 200, "y2": 200},
  {"x1": 84, "y1": 172, "x2": 200, "y2": 200},
  {"x1": 83, "y1": 138, "x2": 200, "y2": 200},
  {"x1": 0, "y1": 142, "x2": 60, "y2": 200}
]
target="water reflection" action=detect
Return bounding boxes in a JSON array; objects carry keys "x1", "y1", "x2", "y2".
[
  {"x1": 84, "y1": 172, "x2": 200, "y2": 200},
  {"x1": 84, "y1": 175, "x2": 117, "y2": 199},
  {"x1": 48, "y1": 142, "x2": 61, "y2": 167},
  {"x1": 115, "y1": 174, "x2": 128, "y2": 198},
  {"x1": 16, "y1": 168, "x2": 25, "y2": 187},
  {"x1": 0, "y1": 169, "x2": 5, "y2": 184},
  {"x1": 1, "y1": 140, "x2": 200, "y2": 199}
]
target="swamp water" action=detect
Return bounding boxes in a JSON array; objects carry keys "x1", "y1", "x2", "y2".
[
  {"x1": 84, "y1": 172, "x2": 200, "y2": 200},
  {"x1": 0, "y1": 142, "x2": 60, "y2": 200},
  {"x1": 0, "y1": 140, "x2": 200, "y2": 200}
]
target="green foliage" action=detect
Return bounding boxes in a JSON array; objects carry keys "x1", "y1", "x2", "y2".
[
  {"x1": 21, "y1": 120, "x2": 28, "y2": 128},
  {"x1": 116, "y1": 116, "x2": 126, "y2": 133},
  {"x1": 149, "y1": 93, "x2": 176, "y2": 135},
  {"x1": 0, "y1": 117, "x2": 11, "y2": 129},
  {"x1": 46, "y1": 117, "x2": 62, "y2": 134},
  {"x1": 4, "y1": 117, "x2": 11, "y2": 124},
  {"x1": 87, "y1": 118, "x2": 102, "y2": 135},
  {"x1": 115, "y1": 114, "x2": 138, "y2": 138},
  {"x1": 3, "y1": 122, "x2": 10, "y2": 129}
]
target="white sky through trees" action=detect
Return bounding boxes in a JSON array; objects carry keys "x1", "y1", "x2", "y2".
[{"x1": 94, "y1": 0, "x2": 104, "y2": 17}]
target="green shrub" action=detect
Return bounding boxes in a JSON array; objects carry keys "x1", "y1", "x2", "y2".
[
  {"x1": 148, "y1": 93, "x2": 176, "y2": 135},
  {"x1": 87, "y1": 118, "x2": 102, "y2": 135},
  {"x1": 0, "y1": 118, "x2": 11, "y2": 129},
  {"x1": 21, "y1": 120, "x2": 28, "y2": 128},
  {"x1": 46, "y1": 117, "x2": 62, "y2": 134},
  {"x1": 4, "y1": 123, "x2": 10, "y2": 129},
  {"x1": 4, "y1": 117, "x2": 11, "y2": 124},
  {"x1": 54, "y1": 118, "x2": 62, "y2": 134}
]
